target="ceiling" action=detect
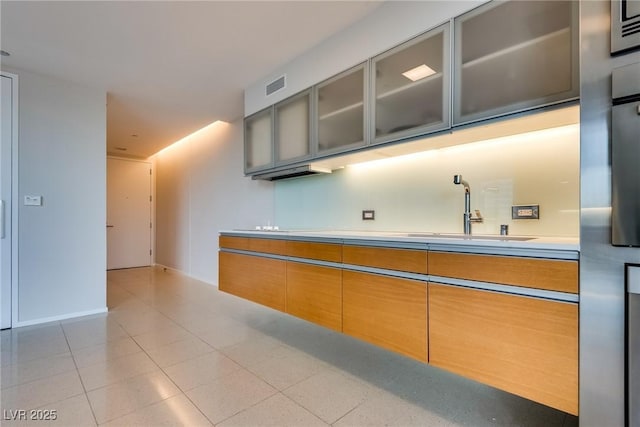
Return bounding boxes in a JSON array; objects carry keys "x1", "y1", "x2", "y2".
[{"x1": 0, "y1": 1, "x2": 383, "y2": 158}]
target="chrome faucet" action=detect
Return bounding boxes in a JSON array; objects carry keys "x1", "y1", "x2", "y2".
[{"x1": 453, "y1": 174, "x2": 483, "y2": 235}]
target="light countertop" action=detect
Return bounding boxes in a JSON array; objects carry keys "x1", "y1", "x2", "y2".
[{"x1": 221, "y1": 229, "x2": 580, "y2": 253}]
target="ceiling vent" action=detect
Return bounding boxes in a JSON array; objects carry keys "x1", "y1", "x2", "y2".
[{"x1": 266, "y1": 75, "x2": 286, "y2": 96}]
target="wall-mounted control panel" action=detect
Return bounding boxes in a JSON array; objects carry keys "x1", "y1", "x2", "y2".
[
  {"x1": 24, "y1": 195, "x2": 43, "y2": 206},
  {"x1": 512, "y1": 205, "x2": 539, "y2": 220}
]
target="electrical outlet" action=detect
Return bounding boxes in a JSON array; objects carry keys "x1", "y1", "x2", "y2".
[
  {"x1": 362, "y1": 210, "x2": 375, "y2": 220},
  {"x1": 512, "y1": 205, "x2": 539, "y2": 219}
]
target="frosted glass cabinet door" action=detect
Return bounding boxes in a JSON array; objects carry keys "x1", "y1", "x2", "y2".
[
  {"x1": 275, "y1": 90, "x2": 312, "y2": 164},
  {"x1": 316, "y1": 63, "x2": 366, "y2": 155},
  {"x1": 244, "y1": 108, "x2": 273, "y2": 172},
  {"x1": 454, "y1": 0, "x2": 579, "y2": 126},
  {"x1": 372, "y1": 23, "x2": 450, "y2": 145}
]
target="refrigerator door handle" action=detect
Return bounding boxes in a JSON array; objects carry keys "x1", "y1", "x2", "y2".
[
  {"x1": 627, "y1": 264, "x2": 640, "y2": 427},
  {"x1": 0, "y1": 199, "x2": 5, "y2": 239},
  {"x1": 629, "y1": 264, "x2": 640, "y2": 295}
]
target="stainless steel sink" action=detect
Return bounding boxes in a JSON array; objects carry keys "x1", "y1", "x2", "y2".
[{"x1": 405, "y1": 233, "x2": 535, "y2": 241}]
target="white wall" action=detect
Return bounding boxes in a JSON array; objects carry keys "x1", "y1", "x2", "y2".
[
  {"x1": 6, "y1": 67, "x2": 107, "y2": 326},
  {"x1": 245, "y1": 0, "x2": 483, "y2": 116},
  {"x1": 154, "y1": 120, "x2": 274, "y2": 285},
  {"x1": 275, "y1": 124, "x2": 580, "y2": 237}
]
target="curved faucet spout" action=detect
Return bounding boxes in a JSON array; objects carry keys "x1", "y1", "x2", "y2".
[
  {"x1": 453, "y1": 174, "x2": 470, "y2": 193},
  {"x1": 453, "y1": 174, "x2": 481, "y2": 234}
]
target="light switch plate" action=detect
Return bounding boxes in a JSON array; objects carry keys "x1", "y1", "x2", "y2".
[
  {"x1": 24, "y1": 195, "x2": 42, "y2": 206},
  {"x1": 512, "y1": 204, "x2": 539, "y2": 219}
]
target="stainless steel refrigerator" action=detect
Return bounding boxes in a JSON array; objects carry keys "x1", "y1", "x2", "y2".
[{"x1": 611, "y1": 61, "x2": 640, "y2": 426}]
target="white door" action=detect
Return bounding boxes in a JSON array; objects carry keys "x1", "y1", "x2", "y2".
[
  {"x1": 107, "y1": 158, "x2": 152, "y2": 270},
  {"x1": 1, "y1": 74, "x2": 14, "y2": 329}
]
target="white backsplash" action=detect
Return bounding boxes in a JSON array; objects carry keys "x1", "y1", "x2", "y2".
[{"x1": 275, "y1": 124, "x2": 580, "y2": 237}]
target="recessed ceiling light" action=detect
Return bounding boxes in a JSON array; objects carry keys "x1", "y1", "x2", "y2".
[
  {"x1": 0, "y1": 50, "x2": 10, "y2": 57},
  {"x1": 115, "y1": 147, "x2": 128, "y2": 151},
  {"x1": 131, "y1": 134, "x2": 138, "y2": 138},
  {"x1": 402, "y1": 64, "x2": 436, "y2": 82}
]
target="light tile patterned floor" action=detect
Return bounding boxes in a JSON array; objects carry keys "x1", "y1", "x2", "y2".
[{"x1": 0, "y1": 266, "x2": 579, "y2": 426}]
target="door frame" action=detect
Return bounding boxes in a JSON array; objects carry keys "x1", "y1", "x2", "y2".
[{"x1": 1, "y1": 71, "x2": 19, "y2": 328}]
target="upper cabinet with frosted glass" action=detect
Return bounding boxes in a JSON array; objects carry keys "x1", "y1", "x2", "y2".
[
  {"x1": 453, "y1": 0, "x2": 579, "y2": 126},
  {"x1": 372, "y1": 23, "x2": 451, "y2": 145},
  {"x1": 243, "y1": 0, "x2": 581, "y2": 178},
  {"x1": 275, "y1": 89, "x2": 312, "y2": 166},
  {"x1": 315, "y1": 63, "x2": 367, "y2": 156},
  {"x1": 245, "y1": 89, "x2": 312, "y2": 173},
  {"x1": 244, "y1": 107, "x2": 273, "y2": 173}
]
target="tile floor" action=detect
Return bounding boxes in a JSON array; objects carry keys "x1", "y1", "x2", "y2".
[{"x1": 0, "y1": 266, "x2": 579, "y2": 426}]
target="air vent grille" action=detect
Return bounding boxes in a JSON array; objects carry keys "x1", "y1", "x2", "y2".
[
  {"x1": 622, "y1": 21, "x2": 640, "y2": 37},
  {"x1": 266, "y1": 75, "x2": 286, "y2": 96},
  {"x1": 612, "y1": 0, "x2": 640, "y2": 53}
]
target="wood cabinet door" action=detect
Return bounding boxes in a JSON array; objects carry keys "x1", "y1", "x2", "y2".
[
  {"x1": 218, "y1": 252, "x2": 286, "y2": 312},
  {"x1": 343, "y1": 270, "x2": 427, "y2": 362},
  {"x1": 286, "y1": 262, "x2": 342, "y2": 332},
  {"x1": 428, "y1": 283, "x2": 578, "y2": 415}
]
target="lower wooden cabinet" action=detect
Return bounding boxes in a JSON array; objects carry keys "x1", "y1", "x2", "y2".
[
  {"x1": 342, "y1": 270, "x2": 427, "y2": 362},
  {"x1": 286, "y1": 262, "x2": 342, "y2": 332},
  {"x1": 218, "y1": 252, "x2": 286, "y2": 311},
  {"x1": 428, "y1": 283, "x2": 578, "y2": 415},
  {"x1": 218, "y1": 235, "x2": 580, "y2": 415}
]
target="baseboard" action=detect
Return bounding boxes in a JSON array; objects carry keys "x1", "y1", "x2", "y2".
[
  {"x1": 153, "y1": 264, "x2": 218, "y2": 288},
  {"x1": 13, "y1": 307, "x2": 108, "y2": 328},
  {"x1": 153, "y1": 263, "x2": 181, "y2": 274}
]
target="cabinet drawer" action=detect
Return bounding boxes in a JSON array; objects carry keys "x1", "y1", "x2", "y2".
[
  {"x1": 343, "y1": 245, "x2": 427, "y2": 274},
  {"x1": 218, "y1": 252, "x2": 286, "y2": 311},
  {"x1": 286, "y1": 262, "x2": 342, "y2": 332},
  {"x1": 286, "y1": 241, "x2": 342, "y2": 262},
  {"x1": 428, "y1": 284, "x2": 578, "y2": 415},
  {"x1": 343, "y1": 270, "x2": 427, "y2": 362},
  {"x1": 219, "y1": 236, "x2": 286, "y2": 256},
  {"x1": 219, "y1": 236, "x2": 250, "y2": 251},
  {"x1": 248, "y1": 238, "x2": 287, "y2": 256},
  {"x1": 428, "y1": 251, "x2": 578, "y2": 293}
]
